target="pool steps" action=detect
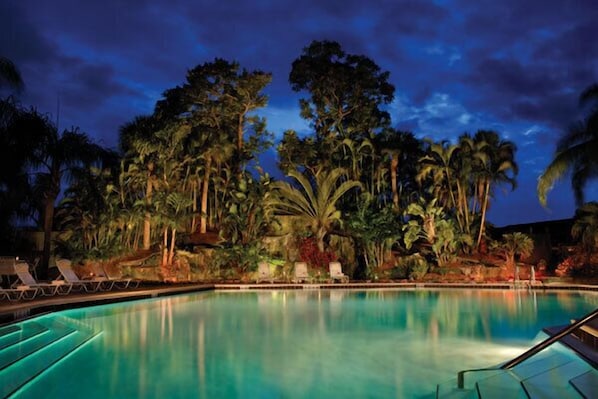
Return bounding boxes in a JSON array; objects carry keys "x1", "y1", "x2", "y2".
[
  {"x1": 436, "y1": 346, "x2": 598, "y2": 399},
  {"x1": 0, "y1": 317, "x2": 100, "y2": 398},
  {"x1": 0, "y1": 322, "x2": 48, "y2": 352}
]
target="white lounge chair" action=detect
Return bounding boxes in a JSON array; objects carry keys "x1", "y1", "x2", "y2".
[
  {"x1": 256, "y1": 262, "x2": 274, "y2": 283},
  {"x1": 329, "y1": 261, "x2": 349, "y2": 283},
  {"x1": 55, "y1": 259, "x2": 113, "y2": 292},
  {"x1": 90, "y1": 263, "x2": 140, "y2": 289},
  {"x1": 0, "y1": 286, "x2": 38, "y2": 301},
  {"x1": 13, "y1": 263, "x2": 72, "y2": 296},
  {"x1": 293, "y1": 262, "x2": 312, "y2": 283}
]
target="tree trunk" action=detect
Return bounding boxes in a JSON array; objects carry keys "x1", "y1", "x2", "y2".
[
  {"x1": 390, "y1": 156, "x2": 399, "y2": 210},
  {"x1": 168, "y1": 228, "x2": 177, "y2": 266},
  {"x1": 143, "y1": 165, "x2": 154, "y2": 250},
  {"x1": 316, "y1": 227, "x2": 326, "y2": 253},
  {"x1": 476, "y1": 180, "x2": 491, "y2": 250},
  {"x1": 191, "y1": 180, "x2": 198, "y2": 233},
  {"x1": 237, "y1": 113, "x2": 244, "y2": 153},
  {"x1": 200, "y1": 157, "x2": 212, "y2": 234},
  {"x1": 162, "y1": 227, "x2": 168, "y2": 266},
  {"x1": 39, "y1": 194, "x2": 56, "y2": 280}
]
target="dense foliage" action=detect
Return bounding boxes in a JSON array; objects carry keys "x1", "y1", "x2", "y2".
[{"x1": 1, "y1": 49, "x2": 594, "y2": 281}]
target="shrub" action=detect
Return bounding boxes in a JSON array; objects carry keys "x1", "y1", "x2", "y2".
[
  {"x1": 396, "y1": 253, "x2": 429, "y2": 281},
  {"x1": 297, "y1": 236, "x2": 337, "y2": 269}
]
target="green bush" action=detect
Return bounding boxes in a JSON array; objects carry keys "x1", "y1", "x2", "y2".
[{"x1": 396, "y1": 253, "x2": 429, "y2": 281}]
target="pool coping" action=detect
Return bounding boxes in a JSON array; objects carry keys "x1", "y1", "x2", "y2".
[
  {"x1": 2, "y1": 281, "x2": 597, "y2": 325},
  {"x1": 0, "y1": 284, "x2": 214, "y2": 325}
]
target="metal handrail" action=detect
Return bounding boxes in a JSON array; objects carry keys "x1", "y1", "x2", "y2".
[{"x1": 457, "y1": 307, "x2": 598, "y2": 389}]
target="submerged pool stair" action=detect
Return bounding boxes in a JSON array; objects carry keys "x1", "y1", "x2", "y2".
[
  {"x1": 0, "y1": 316, "x2": 101, "y2": 398},
  {"x1": 436, "y1": 308, "x2": 598, "y2": 399},
  {"x1": 436, "y1": 352, "x2": 598, "y2": 398}
]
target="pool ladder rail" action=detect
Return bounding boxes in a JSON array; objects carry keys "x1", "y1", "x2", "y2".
[
  {"x1": 0, "y1": 315, "x2": 102, "y2": 398},
  {"x1": 436, "y1": 307, "x2": 598, "y2": 399}
]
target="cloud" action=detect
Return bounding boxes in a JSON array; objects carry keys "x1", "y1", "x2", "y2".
[{"x1": 3, "y1": 0, "x2": 596, "y2": 223}]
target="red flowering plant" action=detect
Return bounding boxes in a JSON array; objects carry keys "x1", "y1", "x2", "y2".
[{"x1": 297, "y1": 236, "x2": 337, "y2": 270}]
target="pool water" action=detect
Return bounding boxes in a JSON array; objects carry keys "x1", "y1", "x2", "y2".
[{"x1": 8, "y1": 289, "x2": 598, "y2": 398}]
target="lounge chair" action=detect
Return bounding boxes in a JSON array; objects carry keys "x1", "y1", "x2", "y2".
[
  {"x1": 13, "y1": 263, "x2": 72, "y2": 296},
  {"x1": 329, "y1": 261, "x2": 349, "y2": 283},
  {"x1": 256, "y1": 262, "x2": 274, "y2": 283},
  {"x1": 293, "y1": 262, "x2": 312, "y2": 283},
  {"x1": 0, "y1": 286, "x2": 38, "y2": 301},
  {"x1": 90, "y1": 263, "x2": 140, "y2": 289},
  {"x1": 55, "y1": 259, "x2": 113, "y2": 292}
]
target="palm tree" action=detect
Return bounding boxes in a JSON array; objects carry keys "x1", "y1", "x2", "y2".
[
  {"x1": 0, "y1": 57, "x2": 24, "y2": 91},
  {"x1": 491, "y1": 232, "x2": 534, "y2": 280},
  {"x1": 472, "y1": 131, "x2": 517, "y2": 248},
  {"x1": 268, "y1": 167, "x2": 361, "y2": 251},
  {"x1": 375, "y1": 129, "x2": 420, "y2": 211},
  {"x1": 571, "y1": 201, "x2": 598, "y2": 253},
  {"x1": 31, "y1": 124, "x2": 108, "y2": 278},
  {"x1": 538, "y1": 83, "x2": 598, "y2": 206},
  {"x1": 120, "y1": 116, "x2": 162, "y2": 250},
  {"x1": 417, "y1": 140, "x2": 463, "y2": 229}
]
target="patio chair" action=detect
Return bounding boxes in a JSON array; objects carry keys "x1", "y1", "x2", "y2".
[
  {"x1": 90, "y1": 263, "x2": 140, "y2": 289},
  {"x1": 54, "y1": 259, "x2": 113, "y2": 292},
  {"x1": 293, "y1": 262, "x2": 312, "y2": 283},
  {"x1": 329, "y1": 261, "x2": 349, "y2": 283},
  {"x1": 0, "y1": 286, "x2": 38, "y2": 301},
  {"x1": 256, "y1": 261, "x2": 274, "y2": 283},
  {"x1": 13, "y1": 262, "x2": 72, "y2": 296}
]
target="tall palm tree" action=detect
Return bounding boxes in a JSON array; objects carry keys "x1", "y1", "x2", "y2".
[
  {"x1": 538, "y1": 83, "x2": 598, "y2": 206},
  {"x1": 0, "y1": 56, "x2": 24, "y2": 91},
  {"x1": 417, "y1": 140, "x2": 463, "y2": 228},
  {"x1": 268, "y1": 167, "x2": 361, "y2": 251},
  {"x1": 472, "y1": 131, "x2": 517, "y2": 248},
  {"x1": 31, "y1": 124, "x2": 107, "y2": 278},
  {"x1": 375, "y1": 129, "x2": 421, "y2": 211},
  {"x1": 120, "y1": 115, "x2": 162, "y2": 250}
]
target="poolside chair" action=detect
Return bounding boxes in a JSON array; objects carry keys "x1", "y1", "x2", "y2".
[
  {"x1": 55, "y1": 259, "x2": 113, "y2": 292},
  {"x1": 329, "y1": 262, "x2": 349, "y2": 283},
  {"x1": 256, "y1": 261, "x2": 274, "y2": 283},
  {"x1": 90, "y1": 263, "x2": 140, "y2": 289},
  {"x1": 0, "y1": 286, "x2": 38, "y2": 301},
  {"x1": 293, "y1": 262, "x2": 312, "y2": 283},
  {"x1": 13, "y1": 262, "x2": 72, "y2": 296}
]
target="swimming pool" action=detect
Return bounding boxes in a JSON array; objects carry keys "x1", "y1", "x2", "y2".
[{"x1": 3, "y1": 289, "x2": 597, "y2": 398}]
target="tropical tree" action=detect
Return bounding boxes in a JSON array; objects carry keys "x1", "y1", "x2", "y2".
[
  {"x1": 538, "y1": 83, "x2": 598, "y2": 206},
  {"x1": 286, "y1": 40, "x2": 394, "y2": 183},
  {"x1": 0, "y1": 56, "x2": 23, "y2": 91},
  {"x1": 154, "y1": 58, "x2": 271, "y2": 234},
  {"x1": 491, "y1": 232, "x2": 534, "y2": 280},
  {"x1": 0, "y1": 100, "x2": 41, "y2": 243},
  {"x1": 120, "y1": 115, "x2": 163, "y2": 250},
  {"x1": 571, "y1": 202, "x2": 598, "y2": 253},
  {"x1": 267, "y1": 167, "x2": 361, "y2": 251},
  {"x1": 30, "y1": 123, "x2": 110, "y2": 278},
  {"x1": 403, "y1": 198, "x2": 466, "y2": 266},
  {"x1": 347, "y1": 197, "x2": 402, "y2": 276},
  {"x1": 374, "y1": 129, "x2": 421, "y2": 211},
  {"x1": 417, "y1": 131, "x2": 517, "y2": 252},
  {"x1": 290, "y1": 40, "x2": 394, "y2": 140},
  {"x1": 417, "y1": 140, "x2": 463, "y2": 227},
  {"x1": 471, "y1": 131, "x2": 518, "y2": 248}
]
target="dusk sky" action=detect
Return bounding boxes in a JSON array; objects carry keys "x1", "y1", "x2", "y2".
[{"x1": 2, "y1": 0, "x2": 597, "y2": 226}]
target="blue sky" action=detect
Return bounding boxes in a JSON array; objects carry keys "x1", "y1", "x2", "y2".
[{"x1": 2, "y1": 0, "x2": 597, "y2": 226}]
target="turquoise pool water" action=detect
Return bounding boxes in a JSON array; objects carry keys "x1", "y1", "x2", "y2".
[{"x1": 5, "y1": 289, "x2": 598, "y2": 398}]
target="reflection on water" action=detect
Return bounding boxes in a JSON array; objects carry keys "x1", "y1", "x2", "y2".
[{"x1": 17, "y1": 290, "x2": 597, "y2": 398}]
